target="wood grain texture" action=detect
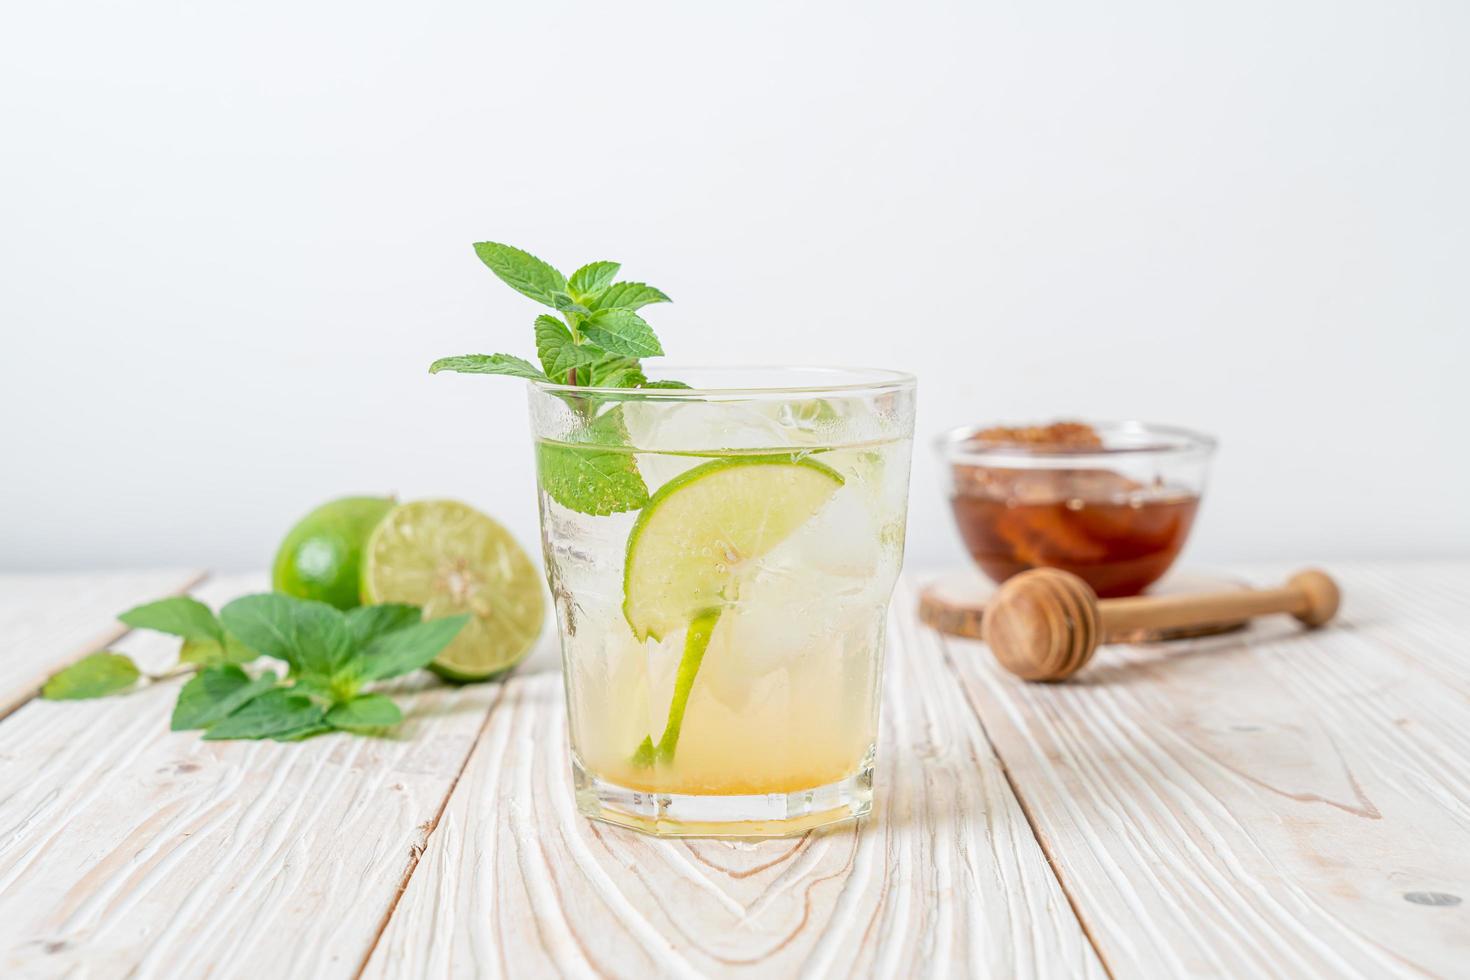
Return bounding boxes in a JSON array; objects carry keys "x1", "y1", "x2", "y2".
[
  {"x1": 364, "y1": 579, "x2": 1105, "y2": 979},
  {"x1": 945, "y1": 562, "x2": 1470, "y2": 978},
  {"x1": 0, "y1": 569, "x2": 203, "y2": 719},
  {"x1": 0, "y1": 575, "x2": 501, "y2": 980}
]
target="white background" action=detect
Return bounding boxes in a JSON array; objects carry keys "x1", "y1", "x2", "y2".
[{"x1": 3, "y1": 0, "x2": 1467, "y2": 573}]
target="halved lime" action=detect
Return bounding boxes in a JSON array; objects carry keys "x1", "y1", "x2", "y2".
[
  {"x1": 361, "y1": 499, "x2": 544, "y2": 681},
  {"x1": 622, "y1": 455, "x2": 844, "y2": 642}
]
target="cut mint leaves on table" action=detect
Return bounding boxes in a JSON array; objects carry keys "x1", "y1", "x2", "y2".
[
  {"x1": 353, "y1": 616, "x2": 473, "y2": 683},
  {"x1": 343, "y1": 602, "x2": 422, "y2": 648},
  {"x1": 42, "y1": 591, "x2": 468, "y2": 744},
  {"x1": 171, "y1": 665, "x2": 279, "y2": 730},
  {"x1": 44, "y1": 595, "x2": 261, "y2": 699},
  {"x1": 119, "y1": 595, "x2": 223, "y2": 640},
  {"x1": 120, "y1": 595, "x2": 259, "y2": 667},
  {"x1": 215, "y1": 593, "x2": 467, "y2": 727},
  {"x1": 42, "y1": 652, "x2": 142, "y2": 700},
  {"x1": 325, "y1": 693, "x2": 403, "y2": 733},
  {"x1": 203, "y1": 688, "x2": 327, "y2": 741}
]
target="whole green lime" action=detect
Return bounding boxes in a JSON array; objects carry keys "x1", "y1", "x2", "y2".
[{"x1": 271, "y1": 496, "x2": 396, "y2": 609}]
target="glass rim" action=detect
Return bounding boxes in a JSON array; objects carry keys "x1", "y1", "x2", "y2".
[
  {"x1": 936, "y1": 419, "x2": 1217, "y2": 466},
  {"x1": 528, "y1": 365, "x2": 916, "y2": 398}
]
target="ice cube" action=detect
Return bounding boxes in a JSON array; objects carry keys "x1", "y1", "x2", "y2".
[
  {"x1": 621, "y1": 400, "x2": 819, "y2": 454},
  {"x1": 760, "y1": 484, "x2": 883, "y2": 582}
]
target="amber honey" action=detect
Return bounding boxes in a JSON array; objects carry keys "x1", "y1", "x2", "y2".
[
  {"x1": 950, "y1": 474, "x2": 1199, "y2": 597},
  {"x1": 943, "y1": 420, "x2": 1206, "y2": 598}
]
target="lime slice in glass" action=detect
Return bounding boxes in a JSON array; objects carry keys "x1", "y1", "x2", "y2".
[
  {"x1": 361, "y1": 499, "x2": 544, "y2": 681},
  {"x1": 622, "y1": 455, "x2": 845, "y2": 642}
]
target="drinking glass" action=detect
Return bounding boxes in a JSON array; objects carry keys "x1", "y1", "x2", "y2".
[{"x1": 528, "y1": 367, "x2": 916, "y2": 836}]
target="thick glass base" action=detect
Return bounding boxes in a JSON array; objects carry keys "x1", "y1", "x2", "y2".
[{"x1": 572, "y1": 754, "x2": 874, "y2": 838}]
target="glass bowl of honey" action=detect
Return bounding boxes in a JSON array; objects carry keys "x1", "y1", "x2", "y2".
[{"x1": 937, "y1": 420, "x2": 1216, "y2": 598}]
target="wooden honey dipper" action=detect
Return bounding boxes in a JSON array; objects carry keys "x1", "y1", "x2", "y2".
[{"x1": 981, "y1": 567, "x2": 1341, "y2": 681}]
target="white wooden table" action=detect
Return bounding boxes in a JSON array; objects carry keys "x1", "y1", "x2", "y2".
[{"x1": 0, "y1": 563, "x2": 1466, "y2": 978}]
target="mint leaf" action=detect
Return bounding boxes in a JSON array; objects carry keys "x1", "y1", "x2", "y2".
[
  {"x1": 429, "y1": 354, "x2": 548, "y2": 381},
  {"x1": 345, "y1": 604, "x2": 421, "y2": 649},
  {"x1": 472, "y1": 242, "x2": 566, "y2": 306},
  {"x1": 281, "y1": 601, "x2": 355, "y2": 688},
  {"x1": 119, "y1": 596, "x2": 260, "y2": 668},
  {"x1": 218, "y1": 593, "x2": 298, "y2": 662},
  {"x1": 589, "y1": 282, "x2": 671, "y2": 311},
  {"x1": 291, "y1": 604, "x2": 348, "y2": 668},
  {"x1": 538, "y1": 404, "x2": 649, "y2": 510},
  {"x1": 534, "y1": 315, "x2": 601, "y2": 381},
  {"x1": 219, "y1": 594, "x2": 354, "y2": 689},
  {"x1": 357, "y1": 615, "x2": 469, "y2": 681},
  {"x1": 550, "y1": 292, "x2": 591, "y2": 315},
  {"x1": 179, "y1": 632, "x2": 257, "y2": 667},
  {"x1": 432, "y1": 244, "x2": 675, "y2": 390},
  {"x1": 273, "y1": 723, "x2": 333, "y2": 742},
  {"x1": 537, "y1": 442, "x2": 648, "y2": 515},
  {"x1": 326, "y1": 693, "x2": 403, "y2": 733},
  {"x1": 203, "y1": 689, "x2": 325, "y2": 741},
  {"x1": 171, "y1": 665, "x2": 279, "y2": 730},
  {"x1": 568, "y1": 261, "x2": 620, "y2": 299},
  {"x1": 640, "y1": 379, "x2": 691, "y2": 389},
  {"x1": 42, "y1": 652, "x2": 140, "y2": 700},
  {"x1": 584, "y1": 353, "x2": 645, "y2": 388},
  {"x1": 592, "y1": 364, "x2": 648, "y2": 389},
  {"x1": 119, "y1": 596, "x2": 222, "y2": 641},
  {"x1": 581, "y1": 308, "x2": 663, "y2": 358}
]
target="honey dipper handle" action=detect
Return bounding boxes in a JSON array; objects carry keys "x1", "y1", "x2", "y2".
[{"x1": 1098, "y1": 569, "x2": 1340, "y2": 638}]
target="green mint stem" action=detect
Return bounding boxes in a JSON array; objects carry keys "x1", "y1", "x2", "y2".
[
  {"x1": 633, "y1": 607, "x2": 722, "y2": 767},
  {"x1": 147, "y1": 664, "x2": 199, "y2": 683}
]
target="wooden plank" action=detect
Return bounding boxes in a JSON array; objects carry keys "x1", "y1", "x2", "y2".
[
  {"x1": 944, "y1": 562, "x2": 1470, "y2": 978},
  {"x1": 0, "y1": 574, "x2": 503, "y2": 979},
  {"x1": 364, "y1": 578, "x2": 1105, "y2": 979},
  {"x1": 0, "y1": 570, "x2": 203, "y2": 719}
]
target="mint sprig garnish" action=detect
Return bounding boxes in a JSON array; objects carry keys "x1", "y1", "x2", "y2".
[
  {"x1": 429, "y1": 241, "x2": 682, "y2": 389},
  {"x1": 431, "y1": 240, "x2": 690, "y2": 516},
  {"x1": 41, "y1": 593, "x2": 468, "y2": 743}
]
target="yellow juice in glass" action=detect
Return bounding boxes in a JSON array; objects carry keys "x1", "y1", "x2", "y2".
[{"x1": 531, "y1": 370, "x2": 915, "y2": 836}]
